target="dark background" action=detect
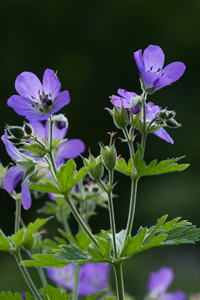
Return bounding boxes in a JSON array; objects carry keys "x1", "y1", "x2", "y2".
[{"x1": 0, "y1": 0, "x2": 200, "y2": 297}]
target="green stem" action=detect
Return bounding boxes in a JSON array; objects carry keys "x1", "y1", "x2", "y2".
[
  {"x1": 119, "y1": 177, "x2": 138, "y2": 257},
  {"x1": 65, "y1": 196, "x2": 98, "y2": 247},
  {"x1": 37, "y1": 267, "x2": 48, "y2": 286},
  {"x1": 14, "y1": 252, "x2": 42, "y2": 300},
  {"x1": 141, "y1": 93, "x2": 147, "y2": 153},
  {"x1": 108, "y1": 170, "x2": 118, "y2": 259},
  {"x1": 15, "y1": 199, "x2": 21, "y2": 234},
  {"x1": 73, "y1": 265, "x2": 80, "y2": 300},
  {"x1": 62, "y1": 206, "x2": 72, "y2": 235},
  {"x1": 113, "y1": 263, "x2": 125, "y2": 300},
  {"x1": 123, "y1": 127, "x2": 135, "y2": 161}
]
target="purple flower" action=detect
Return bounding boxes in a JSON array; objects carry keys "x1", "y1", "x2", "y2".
[
  {"x1": 29, "y1": 120, "x2": 85, "y2": 168},
  {"x1": 46, "y1": 263, "x2": 110, "y2": 296},
  {"x1": 7, "y1": 69, "x2": 70, "y2": 122},
  {"x1": 1, "y1": 131, "x2": 34, "y2": 210},
  {"x1": 147, "y1": 267, "x2": 186, "y2": 300},
  {"x1": 111, "y1": 88, "x2": 174, "y2": 144},
  {"x1": 134, "y1": 45, "x2": 186, "y2": 93}
]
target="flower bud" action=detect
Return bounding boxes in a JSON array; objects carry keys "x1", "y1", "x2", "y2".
[
  {"x1": 23, "y1": 235, "x2": 34, "y2": 250},
  {"x1": 6, "y1": 125, "x2": 25, "y2": 139},
  {"x1": 84, "y1": 155, "x2": 104, "y2": 180},
  {"x1": 158, "y1": 109, "x2": 168, "y2": 120},
  {"x1": 165, "y1": 118, "x2": 181, "y2": 128},
  {"x1": 165, "y1": 110, "x2": 176, "y2": 120},
  {"x1": 5, "y1": 136, "x2": 22, "y2": 144},
  {"x1": 54, "y1": 114, "x2": 68, "y2": 130},
  {"x1": 24, "y1": 122, "x2": 33, "y2": 135},
  {"x1": 101, "y1": 144, "x2": 117, "y2": 170},
  {"x1": 113, "y1": 105, "x2": 128, "y2": 129},
  {"x1": 130, "y1": 96, "x2": 142, "y2": 115}
]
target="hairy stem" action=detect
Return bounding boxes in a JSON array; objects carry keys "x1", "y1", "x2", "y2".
[
  {"x1": 15, "y1": 199, "x2": 21, "y2": 234},
  {"x1": 113, "y1": 263, "x2": 125, "y2": 300}
]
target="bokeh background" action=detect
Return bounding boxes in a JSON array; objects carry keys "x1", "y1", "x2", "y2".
[{"x1": 0, "y1": 0, "x2": 200, "y2": 297}]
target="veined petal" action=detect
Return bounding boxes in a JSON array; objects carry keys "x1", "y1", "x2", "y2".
[
  {"x1": 21, "y1": 176, "x2": 32, "y2": 210},
  {"x1": 161, "y1": 62, "x2": 186, "y2": 83},
  {"x1": 117, "y1": 89, "x2": 138, "y2": 101},
  {"x1": 3, "y1": 166, "x2": 24, "y2": 194},
  {"x1": 143, "y1": 45, "x2": 165, "y2": 73},
  {"x1": 111, "y1": 95, "x2": 130, "y2": 108},
  {"x1": 145, "y1": 102, "x2": 161, "y2": 122},
  {"x1": 7, "y1": 95, "x2": 36, "y2": 118},
  {"x1": 147, "y1": 267, "x2": 174, "y2": 294},
  {"x1": 43, "y1": 69, "x2": 61, "y2": 99},
  {"x1": 1, "y1": 132, "x2": 22, "y2": 161},
  {"x1": 134, "y1": 49, "x2": 145, "y2": 70},
  {"x1": 15, "y1": 72, "x2": 42, "y2": 100},
  {"x1": 161, "y1": 291, "x2": 186, "y2": 300},
  {"x1": 153, "y1": 127, "x2": 174, "y2": 144},
  {"x1": 51, "y1": 90, "x2": 70, "y2": 113},
  {"x1": 56, "y1": 139, "x2": 85, "y2": 160},
  {"x1": 139, "y1": 67, "x2": 160, "y2": 90}
]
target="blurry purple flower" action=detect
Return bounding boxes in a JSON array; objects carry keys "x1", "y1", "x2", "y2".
[
  {"x1": 134, "y1": 45, "x2": 186, "y2": 93},
  {"x1": 30, "y1": 120, "x2": 85, "y2": 168},
  {"x1": 7, "y1": 69, "x2": 70, "y2": 122},
  {"x1": 46, "y1": 263, "x2": 110, "y2": 296},
  {"x1": 20, "y1": 293, "x2": 25, "y2": 299},
  {"x1": 147, "y1": 267, "x2": 186, "y2": 300},
  {"x1": 111, "y1": 89, "x2": 173, "y2": 144},
  {"x1": 1, "y1": 131, "x2": 34, "y2": 210}
]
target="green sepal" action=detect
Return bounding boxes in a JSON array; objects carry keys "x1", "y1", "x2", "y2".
[
  {"x1": 21, "y1": 253, "x2": 68, "y2": 268},
  {"x1": 52, "y1": 137, "x2": 62, "y2": 149},
  {"x1": 11, "y1": 217, "x2": 52, "y2": 248},
  {"x1": 40, "y1": 285, "x2": 73, "y2": 300}
]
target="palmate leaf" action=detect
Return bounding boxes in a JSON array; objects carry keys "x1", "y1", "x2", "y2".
[
  {"x1": 11, "y1": 217, "x2": 52, "y2": 248},
  {"x1": 122, "y1": 215, "x2": 200, "y2": 258},
  {"x1": 40, "y1": 285, "x2": 73, "y2": 300},
  {"x1": 29, "y1": 182, "x2": 61, "y2": 194},
  {"x1": 0, "y1": 235, "x2": 12, "y2": 251},
  {"x1": 21, "y1": 253, "x2": 68, "y2": 268}
]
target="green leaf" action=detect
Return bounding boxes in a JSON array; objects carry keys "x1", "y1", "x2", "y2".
[
  {"x1": 24, "y1": 292, "x2": 35, "y2": 300},
  {"x1": 86, "y1": 290, "x2": 107, "y2": 300},
  {"x1": 122, "y1": 228, "x2": 147, "y2": 257},
  {"x1": 72, "y1": 164, "x2": 96, "y2": 186},
  {"x1": 88, "y1": 243, "x2": 104, "y2": 259},
  {"x1": 40, "y1": 285, "x2": 73, "y2": 300},
  {"x1": 97, "y1": 238, "x2": 111, "y2": 258},
  {"x1": 38, "y1": 201, "x2": 58, "y2": 215},
  {"x1": 57, "y1": 159, "x2": 76, "y2": 194},
  {"x1": 21, "y1": 254, "x2": 68, "y2": 268},
  {"x1": 12, "y1": 217, "x2": 52, "y2": 248},
  {"x1": 115, "y1": 158, "x2": 133, "y2": 176},
  {"x1": 139, "y1": 156, "x2": 189, "y2": 176},
  {"x1": 20, "y1": 144, "x2": 47, "y2": 157},
  {"x1": 52, "y1": 138, "x2": 62, "y2": 149},
  {"x1": 0, "y1": 236, "x2": 12, "y2": 251},
  {"x1": 54, "y1": 245, "x2": 91, "y2": 265},
  {"x1": 0, "y1": 292, "x2": 25, "y2": 300},
  {"x1": 29, "y1": 182, "x2": 61, "y2": 194}
]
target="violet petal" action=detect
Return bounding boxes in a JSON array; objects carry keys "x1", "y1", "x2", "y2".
[
  {"x1": 147, "y1": 267, "x2": 174, "y2": 294},
  {"x1": 3, "y1": 166, "x2": 24, "y2": 194},
  {"x1": 153, "y1": 127, "x2": 174, "y2": 144},
  {"x1": 56, "y1": 139, "x2": 85, "y2": 160},
  {"x1": 143, "y1": 45, "x2": 165, "y2": 73},
  {"x1": 51, "y1": 90, "x2": 70, "y2": 113},
  {"x1": 21, "y1": 176, "x2": 32, "y2": 210},
  {"x1": 42, "y1": 69, "x2": 61, "y2": 99},
  {"x1": 15, "y1": 71, "x2": 42, "y2": 100}
]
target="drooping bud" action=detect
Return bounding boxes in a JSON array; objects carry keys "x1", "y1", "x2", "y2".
[
  {"x1": 54, "y1": 114, "x2": 69, "y2": 130},
  {"x1": 129, "y1": 96, "x2": 142, "y2": 115},
  {"x1": 165, "y1": 118, "x2": 181, "y2": 128},
  {"x1": 84, "y1": 154, "x2": 104, "y2": 180},
  {"x1": 165, "y1": 110, "x2": 176, "y2": 120},
  {"x1": 5, "y1": 136, "x2": 23, "y2": 144},
  {"x1": 113, "y1": 104, "x2": 128, "y2": 129},
  {"x1": 24, "y1": 122, "x2": 33, "y2": 135},
  {"x1": 158, "y1": 109, "x2": 168, "y2": 120},
  {"x1": 101, "y1": 144, "x2": 117, "y2": 171},
  {"x1": 6, "y1": 125, "x2": 25, "y2": 139}
]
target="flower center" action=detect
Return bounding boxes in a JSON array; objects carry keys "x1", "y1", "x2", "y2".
[
  {"x1": 147, "y1": 66, "x2": 164, "y2": 76},
  {"x1": 31, "y1": 91, "x2": 53, "y2": 113}
]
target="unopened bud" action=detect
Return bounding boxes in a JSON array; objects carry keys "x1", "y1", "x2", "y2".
[
  {"x1": 165, "y1": 118, "x2": 181, "y2": 128},
  {"x1": 5, "y1": 136, "x2": 22, "y2": 144},
  {"x1": 6, "y1": 125, "x2": 25, "y2": 139},
  {"x1": 54, "y1": 114, "x2": 68, "y2": 130},
  {"x1": 101, "y1": 144, "x2": 117, "y2": 170},
  {"x1": 113, "y1": 105, "x2": 128, "y2": 129},
  {"x1": 158, "y1": 109, "x2": 168, "y2": 120},
  {"x1": 165, "y1": 110, "x2": 176, "y2": 120},
  {"x1": 24, "y1": 122, "x2": 33, "y2": 135},
  {"x1": 84, "y1": 155, "x2": 104, "y2": 180},
  {"x1": 130, "y1": 96, "x2": 142, "y2": 115}
]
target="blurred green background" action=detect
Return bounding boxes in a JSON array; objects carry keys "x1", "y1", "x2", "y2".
[{"x1": 0, "y1": 0, "x2": 200, "y2": 297}]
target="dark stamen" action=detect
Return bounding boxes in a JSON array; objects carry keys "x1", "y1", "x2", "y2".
[
  {"x1": 31, "y1": 96, "x2": 35, "y2": 99},
  {"x1": 157, "y1": 68, "x2": 161, "y2": 73},
  {"x1": 39, "y1": 108, "x2": 43, "y2": 112},
  {"x1": 161, "y1": 73, "x2": 164, "y2": 77},
  {"x1": 150, "y1": 66, "x2": 153, "y2": 71}
]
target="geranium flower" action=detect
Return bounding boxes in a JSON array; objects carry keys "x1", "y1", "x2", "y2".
[
  {"x1": 1, "y1": 131, "x2": 35, "y2": 210},
  {"x1": 46, "y1": 263, "x2": 110, "y2": 296},
  {"x1": 7, "y1": 69, "x2": 70, "y2": 122},
  {"x1": 147, "y1": 267, "x2": 186, "y2": 300},
  {"x1": 134, "y1": 45, "x2": 186, "y2": 93},
  {"x1": 111, "y1": 88, "x2": 174, "y2": 144},
  {"x1": 29, "y1": 120, "x2": 85, "y2": 167}
]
